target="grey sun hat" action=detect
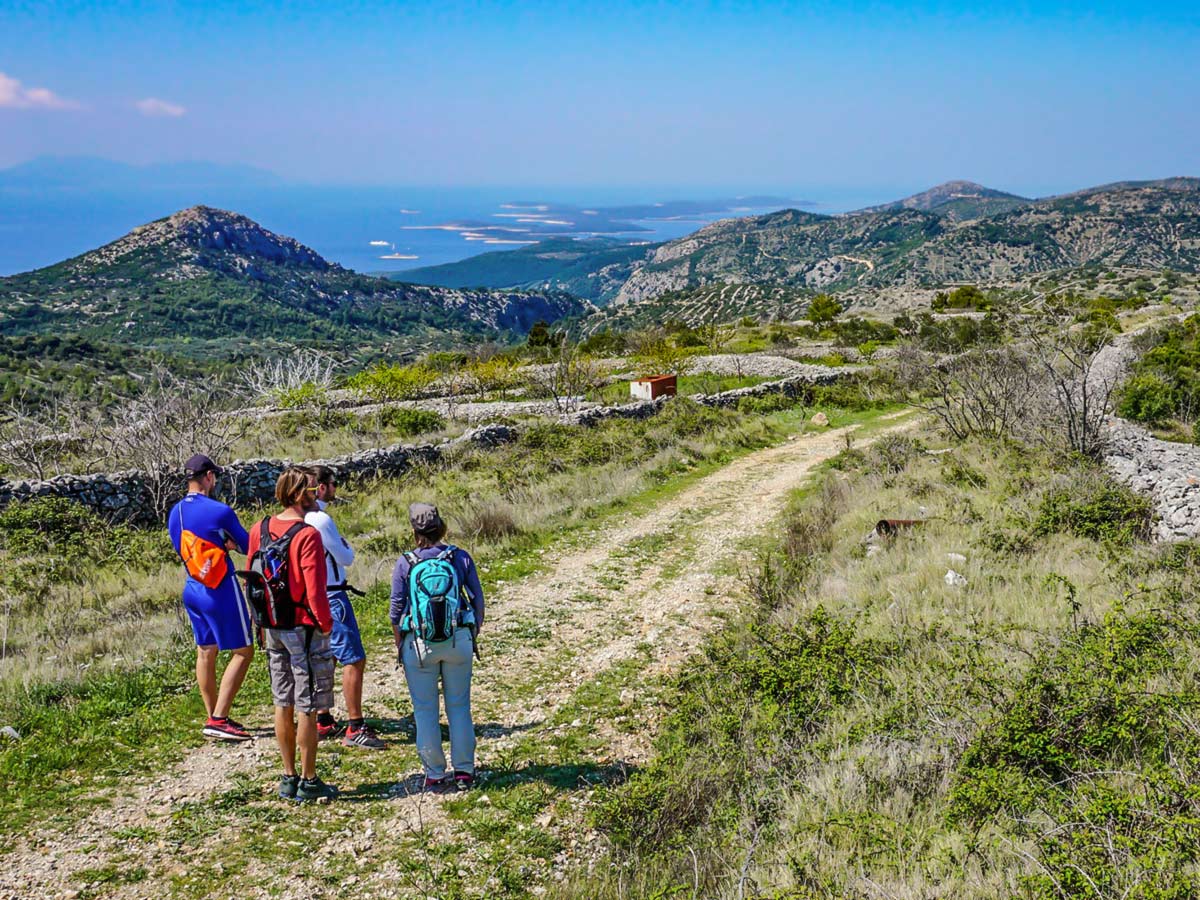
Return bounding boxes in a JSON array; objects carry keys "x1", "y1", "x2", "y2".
[{"x1": 409, "y1": 502, "x2": 445, "y2": 536}]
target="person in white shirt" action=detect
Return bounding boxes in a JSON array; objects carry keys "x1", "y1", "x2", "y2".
[{"x1": 304, "y1": 466, "x2": 385, "y2": 750}]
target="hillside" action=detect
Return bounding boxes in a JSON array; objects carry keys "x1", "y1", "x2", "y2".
[
  {"x1": 0, "y1": 206, "x2": 584, "y2": 358},
  {"x1": 389, "y1": 237, "x2": 657, "y2": 302},
  {"x1": 854, "y1": 179, "x2": 1030, "y2": 221},
  {"x1": 583, "y1": 281, "x2": 812, "y2": 331},
  {"x1": 609, "y1": 178, "x2": 1200, "y2": 304}
]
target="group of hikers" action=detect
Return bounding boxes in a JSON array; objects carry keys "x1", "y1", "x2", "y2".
[{"x1": 168, "y1": 454, "x2": 483, "y2": 802}]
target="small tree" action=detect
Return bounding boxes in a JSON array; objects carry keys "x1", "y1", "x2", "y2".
[
  {"x1": 101, "y1": 367, "x2": 248, "y2": 517},
  {"x1": 528, "y1": 342, "x2": 608, "y2": 412},
  {"x1": 628, "y1": 328, "x2": 695, "y2": 377},
  {"x1": 0, "y1": 394, "x2": 103, "y2": 480},
  {"x1": 807, "y1": 294, "x2": 844, "y2": 327},
  {"x1": 696, "y1": 321, "x2": 735, "y2": 354}
]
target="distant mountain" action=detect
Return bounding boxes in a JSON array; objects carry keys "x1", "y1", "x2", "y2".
[
  {"x1": 0, "y1": 156, "x2": 285, "y2": 191},
  {"x1": 0, "y1": 206, "x2": 585, "y2": 357},
  {"x1": 854, "y1": 180, "x2": 1030, "y2": 221},
  {"x1": 607, "y1": 178, "x2": 1200, "y2": 305},
  {"x1": 391, "y1": 238, "x2": 659, "y2": 302}
]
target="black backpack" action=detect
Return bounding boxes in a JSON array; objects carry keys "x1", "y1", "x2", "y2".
[{"x1": 238, "y1": 519, "x2": 313, "y2": 631}]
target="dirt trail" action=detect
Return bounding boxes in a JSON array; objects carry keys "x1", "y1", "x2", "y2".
[{"x1": 5, "y1": 415, "x2": 914, "y2": 900}]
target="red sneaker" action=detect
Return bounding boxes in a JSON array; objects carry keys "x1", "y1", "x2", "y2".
[
  {"x1": 317, "y1": 719, "x2": 346, "y2": 741},
  {"x1": 202, "y1": 717, "x2": 252, "y2": 742}
]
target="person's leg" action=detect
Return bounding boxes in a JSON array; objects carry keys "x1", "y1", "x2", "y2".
[
  {"x1": 295, "y1": 629, "x2": 333, "y2": 782},
  {"x1": 266, "y1": 628, "x2": 297, "y2": 772},
  {"x1": 402, "y1": 636, "x2": 448, "y2": 778},
  {"x1": 342, "y1": 660, "x2": 365, "y2": 720},
  {"x1": 297, "y1": 712, "x2": 318, "y2": 780},
  {"x1": 442, "y1": 636, "x2": 476, "y2": 775},
  {"x1": 325, "y1": 592, "x2": 367, "y2": 721},
  {"x1": 195, "y1": 645, "x2": 218, "y2": 717},
  {"x1": 274, "y1": 706, "x2": 297, "y2": 776},
  {"x1": 213, "y1": 645, "x2": 254, "y2": 718}
]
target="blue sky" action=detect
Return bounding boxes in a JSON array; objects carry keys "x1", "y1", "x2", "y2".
[{"x1": 2, "y1": 1, "x2": 1198, "y2": 195}]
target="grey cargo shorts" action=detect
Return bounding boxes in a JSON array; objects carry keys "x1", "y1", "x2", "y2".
[{"x1": 265, "y1": 626, "x2": 335, "y2": 713}]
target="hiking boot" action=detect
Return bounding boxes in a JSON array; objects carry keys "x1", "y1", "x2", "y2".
[
  {"x1": 453, "y1": 770, "x2": 475, "y2": 790},
  {"x1": 278, "y1": 774, "x2": 300, "y2": 800},
  {"x1": 295, "y1": 777, "x2": 336, "y2": 803},
  {"x1": 423, "y1": 775, "x2": 450, "y2": 792},
  {"x1": 342, "y1": 723, "x2": 386, "y2": 750},
  {"x1": 317, "y1": 718, "x2": 345, "y2": 741},
  {"x1": 203, "y1": 716, "x2": 252, "y2": 742}
]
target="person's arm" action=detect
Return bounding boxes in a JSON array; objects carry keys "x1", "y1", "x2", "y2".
[
  {"x1": 305, "y1": 510, "x2": 354, "y2": 571},
  {"x1": 389, "y1": 557, "x2": 410, "y2": 649},
  {"x1": 300, "y1": 530, "x2": 332, "y2": 633},
  {"x1": 460, "y1": 551, "x2": 485, "y2": 632},
  {"x1": 221, "y1": 506, "x2": 251, "y2": 555}
]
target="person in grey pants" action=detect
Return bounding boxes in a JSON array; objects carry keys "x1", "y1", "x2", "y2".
[{"x1": 389, "y1": 503, "x2": 485, "y2": 790}]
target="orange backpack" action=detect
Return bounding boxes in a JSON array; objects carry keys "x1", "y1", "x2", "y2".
[{"x1": 177, "y1": 506, "x2": 229, "y2": 589}]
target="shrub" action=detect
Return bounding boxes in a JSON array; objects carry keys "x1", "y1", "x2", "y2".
[
  {"x1": 456, "y1": 501, "x2": 521, "y2": 542},
  {"x1": 1117, "y1": 374, "x2": 1175, "y2": 424},
  {"x1": 375, "y1": 407, "x2": 445, "y2": 437},
  {"x1": 0, "y1": 496, "x2": 98, "y2": 559},
  {"x1": 345, "y1": 363, "x2": 439, "y2": 402},
  {"x1": 0, "y1": 497, "x2": 172, "y2": 582},
  {"x1": 866, "y1": 434, "x2": 923, "y2": 474},
  {"x1": 464, "y1": 356, "x2": 520, "y2": 397},
  {"x1": 1033, "y1": 474, "x2": 1153, "y2": 544},
  {"x1": 276, "y1": 408, "x2": 353, "y2": 438},
  {"x1": 736, "y1": 393, "x2": 797, "y2": 414},
  {"x1": 274, "y1": 380, "x2": 328, "y2": 410}
]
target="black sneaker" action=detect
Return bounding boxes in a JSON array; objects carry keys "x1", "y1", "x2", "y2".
[
  {"x1": 342, "y1": 723, "x2": 386, "y2": 750},
  {"x1": 296, "y1": 776, "x2": 337, "y2": 803},
  {"x1": 278, "y1": 774, "x2": 300, "y2": 800}
]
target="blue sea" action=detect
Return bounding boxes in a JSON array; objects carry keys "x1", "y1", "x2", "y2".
[{"x1": 0, "y1": 184, "x2": 890, "y2": 278}]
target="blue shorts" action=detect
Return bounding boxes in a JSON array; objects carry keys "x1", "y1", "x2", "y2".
[
  {"x1": 183, "y1": 576, "x2": 254, "y2": 651},
  {"x1": 328, "y1": 590, "x2": 366, "y2": 665}
]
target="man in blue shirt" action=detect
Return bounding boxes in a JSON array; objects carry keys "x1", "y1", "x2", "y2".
[{"x1": 167, "y1": 454, "x2": 255, "y2": 742}]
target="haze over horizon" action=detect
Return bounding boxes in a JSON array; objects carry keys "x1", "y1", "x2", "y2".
[{"x1": 2, "y1": 1, "x2": 1198, "y2": 195}]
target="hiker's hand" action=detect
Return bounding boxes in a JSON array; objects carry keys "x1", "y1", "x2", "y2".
[{"x1": 224, "y1": 538, "x2": 239, "y2": 551}]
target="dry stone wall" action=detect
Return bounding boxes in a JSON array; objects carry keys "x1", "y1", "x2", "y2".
[
  {"x1": 1104, "y1": 418, "x2": 1200, "y2": 541},
  {"x1": 0, "y1": 367, "x2": 852, "y2": 524},
  {"x1": 0, "y1": 425, "x2": 511, "y2": 526}
]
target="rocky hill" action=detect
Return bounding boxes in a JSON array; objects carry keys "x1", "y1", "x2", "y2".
[
  {"x1": 0, "y1": 207, "x2": 584, "y2": 356},
  {"x1": 610, "y1": 178, "x2": 1200, "y2": 305},
  {"x1": 853, "y1": 179, "x2": 1030, "y2": 221}
]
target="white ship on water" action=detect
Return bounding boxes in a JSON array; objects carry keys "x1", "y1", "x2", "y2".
[{"x1": 378, "y1": 242, "x2": 417, "y2": 260}]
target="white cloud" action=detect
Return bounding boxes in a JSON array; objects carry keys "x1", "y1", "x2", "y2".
[
  {"x1": 135, "y1": 97, "x2": 186, "y2": 118},
  {"x1": 0, "y1": 71, "x2": 77, "y2": 110}
]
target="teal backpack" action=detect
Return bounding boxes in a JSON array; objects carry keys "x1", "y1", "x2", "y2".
[{"x1": 401, "y1": 546, "x2": 475, "y2": 643}]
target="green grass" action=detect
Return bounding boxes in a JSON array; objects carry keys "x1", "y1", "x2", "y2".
[{"x1": 558, "y1": 431, "x2": 1200, "y2": 900}]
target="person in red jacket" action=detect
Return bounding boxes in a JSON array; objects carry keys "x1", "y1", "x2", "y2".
[{"x1": 247, "y1": 467, "x2": 336, "y2": 803}]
